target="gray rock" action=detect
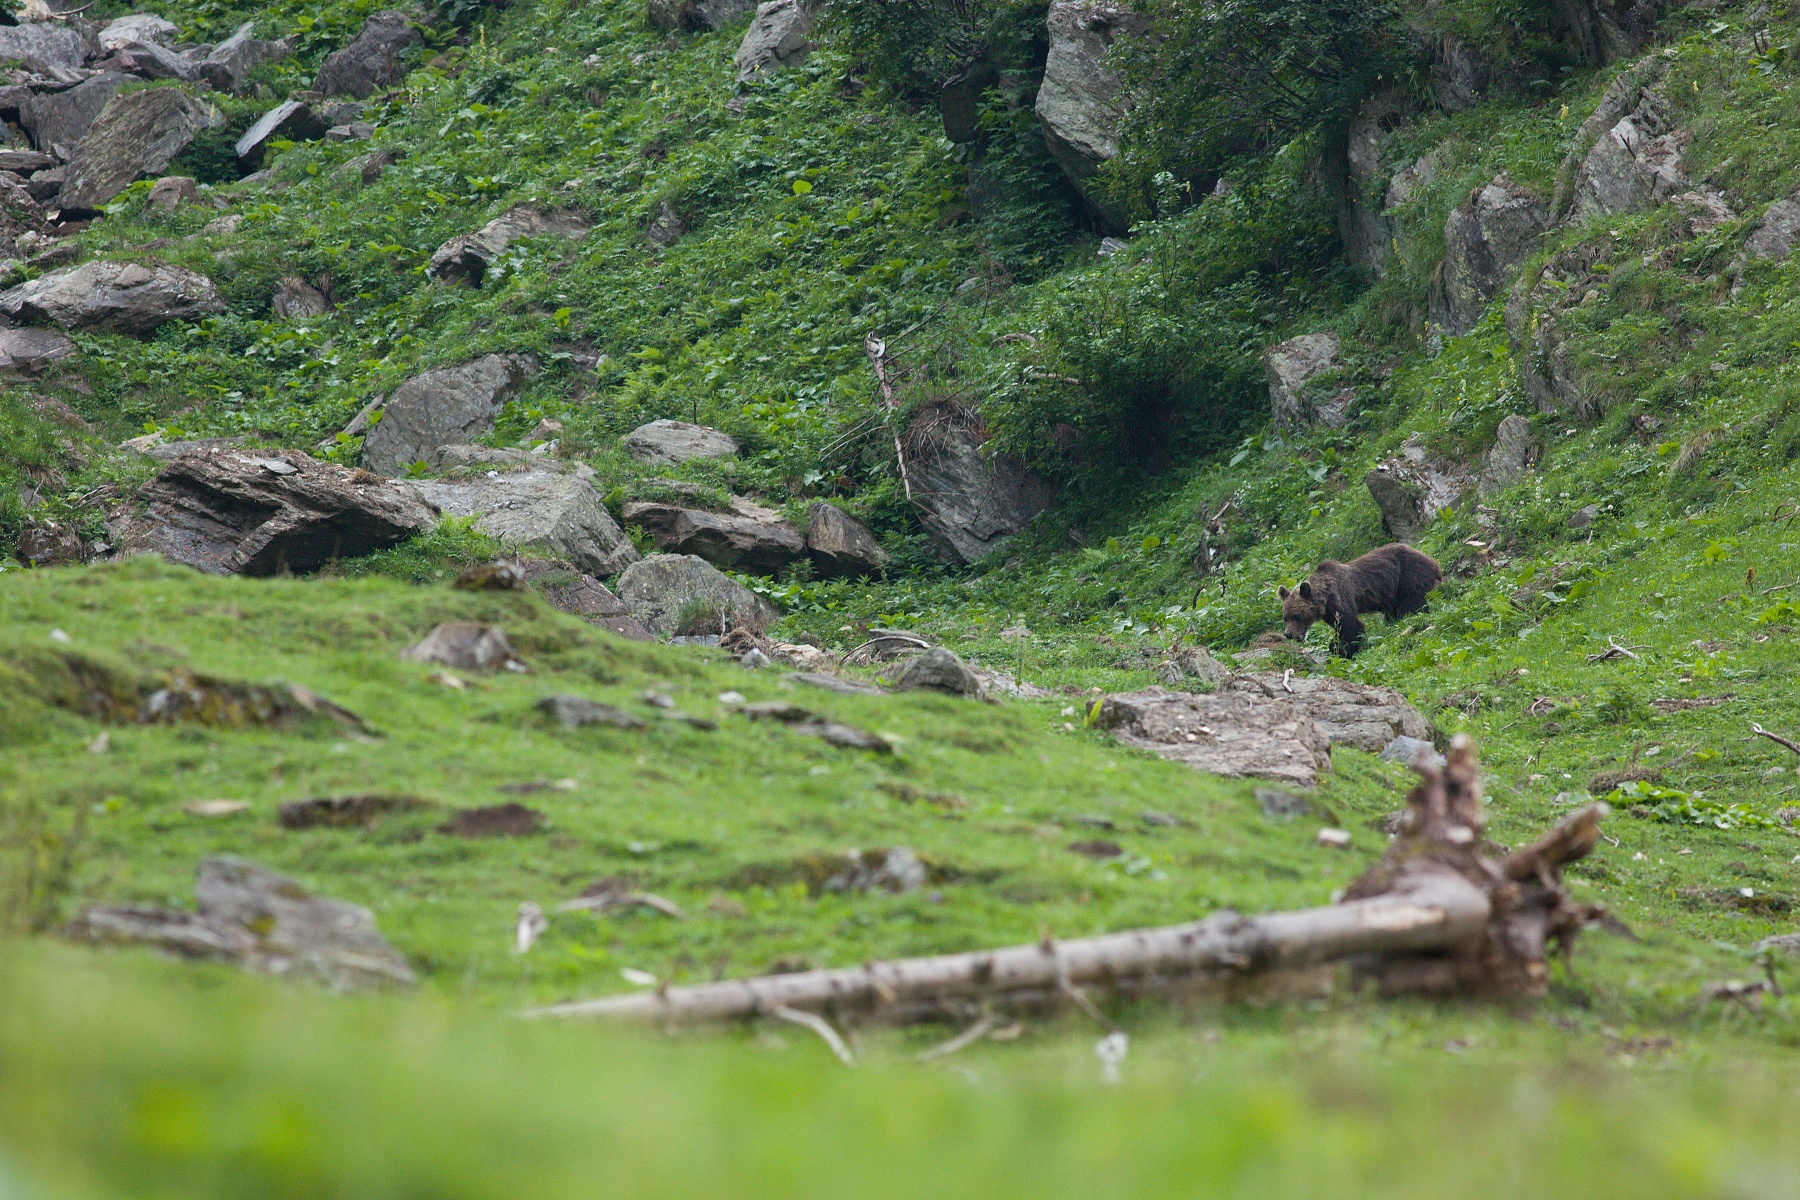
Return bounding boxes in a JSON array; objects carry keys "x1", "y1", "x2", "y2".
[
  {"x1": 1228, "y1": 673, "x2": 1432, "y2": 752},
  {"x1": 0, "y1": 326, "x2": 74, "y2": 375},
  {"x1": 135, "y1": 436, "x2": 243, "y2": 460},
  {"x1": 271, "y1": 275, "x2": 330, "y2": 320},
  {"x1": 1478, "y1": 414, "x2": 1538, "y2": 496},
  {"x1": 622, "y1": 419, "x2": 738, "y2": 465},
  {"x1": 1385, "y1": 148, "x2": 1440, "y2": 210},
  {"x1": 1177, "y1": 645, "x2": 1231, "y2": 686},
  {"x1": 72, "y1": 855, "x2": 415, "y2": 990},
  {"x1": 614, "y1": 553, "x2": 777, "y2": 636},
  {"x1": 0, "y1": 24, "x2": 90, "y2": 76},
  {"x1": 112, "y1": 446, "x2": 436, "y2": 575},
  {"x1": 360, "y1": 354, "x2": 538, "y2": 475},
  {"x1": 647, "y1": 0, "x2": 757, "y2": 33},
  {"x1": 400, "y1": 621, "x2": 526, "y2": 671},
  {"x1": 412, "y1": 470, "x2": 639, "y2": 578},
  {"x1": 236, "y1": 99, "x2": 326, "y2": 166},
  {"x1": 198, "y1": 21, "x2": 291, "y2": 94},
  {"x1": 644, "y1": 199, "x2": 685, "y2": 247},
  {"x1": 326, "y1": 121, "x2": 374, "y2": 141},
  {"x1": 93, "y1": 40, "x2": 198, "y2": 82},
  {"x1": 905, "y1": 411, "x2": 1053, "y2": 565},
  {"x1": 0, "y1": 260, "x2": 223, "y2": 335},
  {"x1": 1034, "y1": 0, "x2": 1146, "y2": 233},
  {"x1": 805, "y1": 501, "x2": 887, "y2": 578},
  {"x1": 19, "y1": 72, "x2": 129, "y2": 158},
  {"x1": 1378, "y1": 735, "x2": 1440, "y2": 767},
  {"x1": 313, "y1": 10, "x2": 422, "y2": 99},
  {"x1": 516, "y1": 559, "x2": 655, "y2": 640},
  {"x1": 1095, "y1": 686, "x2": 1333, "y2": 788},
  {"x1": 0, "y1": 147, "x2": 55, "y2": 173},
  {"x1": 538, "y1": 694, "x2": 646, "y2": 730},
  {"x1": 1572, "y1": 101, "x2": 1685, "y2": 223},
  {"x1": 25, "y1": 166, "x2": 64, "y2": 202},
  {"x1": 100, "y1": 14, "x2": 181, "y2": 50},
  {"x1": 146, "y1": 174, "x2": 200, "y2": 210},
  {"x1": 1550, "y1": 57, "x2": 1669, "y2": 221},
  {"x1": 891, "y1": 646, "x2": 983, "y2": 698},
  {"x1": 58, "y1": 87, "x2": 226, "y2": 214},
  {"x1": 622, "y1": 495, "x2": 804, "y2": 575},
  {"x1": 427, "y1": 203, "x2": 590, "y2": 285},
  {"x1": 1337, "y1": 90, "x2": 1404, "y2": 276},
  {"x1": 940, "y1": 60, "x2": 999, "y2": 144},
  {"x1": 1365, "y1": 436, "x2": 1474, "y2": 542},
  {"x1": 1745, "y1": 193, "x2": 1800, "y2": 263},
  {"x1": 734, "y1": 0, "x2": 813, "y2": 81},
  {"x1": 1430, "y1": 35, "x2": 1491, "y2": 112},
  {"x1": 1431, "y1": 174, "x2": 1548, "y2": 336},
  {"x1": 15, "y1": 516, "x2": 86, "y2": 566},
  {"x1": 1264, "y1": 331, "x2": 1351, "y2": 432},
  {"x1": 1567, "y1": 503, "x2": 1599, "y2": 529}
]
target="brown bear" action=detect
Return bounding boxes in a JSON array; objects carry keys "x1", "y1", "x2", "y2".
[{"x1": 1278, "y1": 543, "x2": 1442, "y2": 658}]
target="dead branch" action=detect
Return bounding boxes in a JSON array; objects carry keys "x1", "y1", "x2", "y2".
[
  {"x1": 772, "y1": 1005, "x2": 856, "y2": 1065},
  {"x1": 865, "y1": 335, "x2": 913, "y2": 503},
  {"x1": 522, "y1": 737, "x2": 1608, "y2": 1026},
  {"x1": 1753, "y1": 724, "x2": 1800, "y2": 757},
  {"x1": 1586, "y1": 637, "x2": 1645, "y2": 664},
  {"x1": 915, "y1": 1015, "x2": 994, "y2": 1062}
]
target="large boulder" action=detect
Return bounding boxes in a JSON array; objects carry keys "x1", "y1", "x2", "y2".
[
  {"x1": 1264, "y1": 331, "x2": 1351, "y2": 432},
  {"x1": 1095, "y1": 687, "x2": 1333, "y2": 788},
  {"x1": 647, "y1": 0, "x2": 757, "y2": 33},
  {"x1": 359, "y1": 354, "x2": 537, "y2": 475},
  {"x1": 72, "y1": 856, "x2": 414, "y2": 990},
  {"x1": 271, "y1": 275, "x2": 330, "y2": 320},
  {"x1": 1365, "y1": 437, "x2": 1474, "y2": 542},
  {"x1": 58, "y1": 87, "x2": 227, "y2": 215},
  {"x1": 734, "y1": 0, "x2": 813, "y2": 81},
  {"x1": 1033, "y1": 0, "x2": 1147, "y2": 234},
  {"x1": 0, "y1": 261, "x2": 223, "y2": 335},
  {"x1": 235, "y1": 99, "x2": 326, "y2": 166},
  {"x1": 112, "y1": 446, "x2": 437, "y2": 575},
  {"x1": 1430, "y1": 174, "x2": 1548, "y2": 337},
  {"x1": 312, "y1": 10, "x2": 421, "y2": 99},
  {"x1": 622, "y1": 419, "x2": 738, "y2": 465},
  {"x1": 0, "y1": 326, "x2": 74, "y2": 375},
  {"x1": 1571, "y1": 91, "x2": 1685, "y2": 222},
  {"x1": 1335, "y1": 90, "x2": 1405, "y2": 276},
  {"x1": 517, "y1": 559, "x2": 655, "y2": 641},
  {"x1": 615, "y1": 553, "x2": 777, "y2": 637},
  {"x1": 19, "y1": 72, "x2": 129, "y2": 159},
  {"x1": 92, "y1": 40, "x2": 198, "y2": 82},
  {"x1": 1478, "y1": 414, "x2": 1539, "y2": 496},
  {"x1": 905, "y1": 409, "x2": 1054, "y2": 565},
  {"x1": 1743, "y1": 192, "x2": 1800, "y2": 263},
  {"x1": 427, "y1": 204, "x2": 590, "y2": 286},
  {"x1": 0, "y1": 24, "x2": 90, "y2": 77},
  {"x1": 1225, "y1": 674, "x2": 1431, "y2": 753},
  {"x1": 1549, "y1": 57, "x2": 1668, "y2": 221},
  {"x1": 892, "y1": 646, "x2": 983, "y2": 698},
  {"x1": 197, "y1": 21, "x2": 292, "y2": 94},
  {"x1": 412, "y1": 470, "x2": 639, "y2": 577},
  {"x1": 621, "y1": 495, "x2": 804, "y2": 575},
  {"x1": 99, "y1": 14, "x2": 180, "y2": 50},
  {"x1": 805, "y1": 501, "x2": 887, "y2": 578}
]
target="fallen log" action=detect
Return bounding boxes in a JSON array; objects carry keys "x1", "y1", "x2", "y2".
[{"x1": 523, "y1": 736, "x2": 1610, "y2": 1025}]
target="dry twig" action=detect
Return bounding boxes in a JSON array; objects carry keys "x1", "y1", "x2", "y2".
[
  {"x1": 1753, "y1": 723, "x2": 1800, "y2": 757},
  {"x1": 915, "y1": 1015, "x2": 994, "y2": 1062},
  {"x1": 772, "y1": 1004, "x2": 856, "y2": 1065}
]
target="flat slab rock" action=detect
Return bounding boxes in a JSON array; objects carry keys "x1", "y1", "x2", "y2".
[
  {"x1": 70, "y1": 855, "x2": 414, "y2": 990},
  {"x1": 0, "y1": 260, "x2": 223, "y2": 336},
  {"x1": 622, "y1": 419, "x2": 739, "y2": 466},
  {"x1": 1094, "y1": 686, "x2": 1332, "y2": 788},
  {"x1": 621, "y1": 495, "x2": 804, "y2": 575},
  {"x1": 113, "y1": 446, "x2": 436, "y2": 576},
  {"x1": 1225, "y1": 673, "x2": 1432, "y2": 753}
]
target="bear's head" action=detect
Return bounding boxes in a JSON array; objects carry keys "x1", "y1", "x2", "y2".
[{"x1": 1277, "y1": 580, "x2": 1323, "y2": 641}]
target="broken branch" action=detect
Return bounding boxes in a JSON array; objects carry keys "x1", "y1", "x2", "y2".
[
  {"x1": 772, "y1": 1005, "x2": 856, "y2": 1065},
  {"x1": 865, "y1": 335, "x2": 913, "y2": 503},
  {"x1": 1753, "y1": 723, "x2": 1800, "y2": 757}
]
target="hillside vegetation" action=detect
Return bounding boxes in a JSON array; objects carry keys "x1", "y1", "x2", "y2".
[{"x1": 7, "y1": 0, "x2": 1800, "y2": 1193}]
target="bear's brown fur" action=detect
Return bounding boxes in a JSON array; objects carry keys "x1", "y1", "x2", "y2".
[{"x1": 1278, "y1": 543, "x2": 1441, "y2": 657}]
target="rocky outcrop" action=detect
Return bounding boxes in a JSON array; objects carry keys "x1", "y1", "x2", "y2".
[
  {"x1": 0, "y1": 326, "x2": 74, "y2": 375},
  {"x1": 72, "y1": 856, "x2": 415, "y2": 990},
  {"x1": 1570, "y1": 83, "x2": 1684, "y2": 222},
  {"x1": 0, "y1": 24, "x2": 89, "y2": 77},
  {"x1": 427, "y1": 204, "x2": 590, "y2": 285},
  {"x1": 92, "y1": 40, "x2": 199, "y2": 82},
  {"x1": 647, "y1": 0, "x2": 757, "y2": 33},
  {"x1": 735, "y1": 0, "x2": 813, "y2": 80},
  {"x1": 58, "y1": 88, "x2": 227, "y2": 215},
  {"x1": 413, "y1": 470, "x2": 639, "y2": 577},
  {"x1": 1429, "y1": 35, "x2": 1492, "y2": 112},
  {"x1": 1478, "y1": 414, "x2": 1539, "y2": 496},
  {"x1": 1549, "y1": 56, "x2": 1668, "y2": 221},
  {"x1": 146, "y1": 175, "x2": 201, "y2": 210},
  {"x1": 621, "y1": 495, "x2": 803, "y2": 575},
  {"x1": 236, "y1": 99, "x2": 326, "y2": 166},
  {"x1": 622, "y1": 420, "x2": 739, "y2": 465},
  {"x1": 1743, "y1": 192, "x2": 1800, "y2": 263},
  {"x1": 614, "y1": 553, "x2": 777, "y2": 636},
  {"x1": 271, "y1": 276, "x2": 330, "y2": 320},
  {"x1": 1365, "y1": 437, "x2": 1474, "y2": 542},
  {"x1": 1264, "y1": 331, "x2": 1351, "y2": 432},
  {"x1": 1430, "y1": 174, "x2": 1548, "y2": 336},
  {"x1": 517, "y1": 560, "x2": 655, "y2": 640},
  {"x1": 198, "y1": 21, "x2": 292, "y2": 94},
  {"x1": 99, "y1": 14, "x2": 180, "y2": 50},
  {"x1": 905, "y1": 409, "x2": 1053, "y2": 565},
  {"x1": 113, "y1": 446, "x2": 437, "y2": 576},
  {"x1": 0, "y1": 261, "x2": 223, "y2": 336},
  {"x1": 1095, "y1": 686, "x2": 1333, "y2": 788},
  {"x1": 1225, "y1": 674, "x2": 1431, "y2": 753},
  {"x1": 16, "y1": 516, "x2": 86, "y2": 566},
  {"x1": 805, "y1": 501, "x2": 887, "y2": 578},
  {"x1": 360, "y1": 354, "x2": 537, "y2": 475},
  {"x1": 19, "y1": 73, "x2": 129, "y2": 159},
  {"x1": 1034, "y1": 0, "x2": 1147, "y2": 233},
  {"x1": 1336, "y1": 90, "x2": 1405, "y2": 276},
  {"x1": 313, "y1": 10, "x2": 421, "y2": 98}
]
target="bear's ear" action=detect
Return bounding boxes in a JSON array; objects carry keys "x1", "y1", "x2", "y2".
[
  {"x1": 1298, "y1": 581, "x2": 1313, "y2": 601},
  {"x1": 1278, "y1": 586, "x2": 1289, "y2": 600}
]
